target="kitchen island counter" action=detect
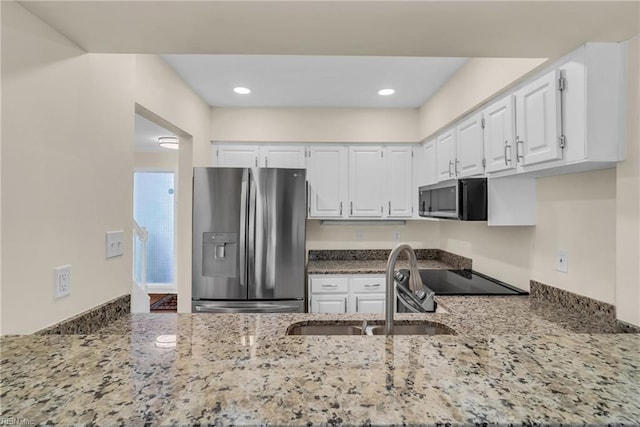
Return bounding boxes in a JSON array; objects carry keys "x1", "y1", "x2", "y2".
[{"x1": 2, "y1": 296, "x2": 638, "y2": 426}]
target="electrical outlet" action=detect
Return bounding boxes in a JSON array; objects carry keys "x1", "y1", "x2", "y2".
[
  {"x1": 106, "y1": 231, "x2": 124, "y2": 258},
  {"x1": 356, "y1": 230, "x2": 364, "y2": 241},
  {"x1": 392, "y1": 231, "x2": 401, "y2": 241},
  {"x1": 54, "y1": 265, "x2": 71, "y2": 299},
  {"x1": 556, "y1": 249, "x2": 568, "y2": 273}
]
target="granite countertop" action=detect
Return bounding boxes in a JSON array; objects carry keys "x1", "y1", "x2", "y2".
[
  {"x1": 307, "y1": 248, "x2": 471, "y2": 274},
  {"x1": 2, "y1": 297, "x2": 639, "y2": 425}
]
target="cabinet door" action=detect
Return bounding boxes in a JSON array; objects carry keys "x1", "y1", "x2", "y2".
[
  {"x1": 259, "y1": 146, "x2": 306, "y2": 168},
  {"x1": 214, "y1": 145, "x2": 259, "y2": 167},
  {"x1": 515, "y1": 70, "x2": 562, "y2": 166},
  {"x1": 436, "y1": 129, "x2": 455, "y2": 181},
  {"x1": 385, "y1": 146, "x2": 413, "y2": 218},
  {"x1": 311, "y1": 295, "x2": 347, "y2": 313},
  {"x1": 307, "y1": 146, "x2": 348, "y2": 218},
  {"x1": 421, "y1": 139, "x2": 438, "y2": 186},
  {"x1": 455, "y1": 112, "x2": 485, "y2": 177},
  {"x1": 484, "y1": 95, "x2": 516, "y2": 173},
  {"x1": 351, "y1": 294, "x2": 385, "y2": 314},
  {"x1": 348, "y1": 146, "x2": 384, "y2": 217}
]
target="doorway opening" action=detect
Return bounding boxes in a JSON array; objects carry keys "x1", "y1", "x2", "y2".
[{"x1": 133, "y1": 171, "x2": 177, "y2": 292}]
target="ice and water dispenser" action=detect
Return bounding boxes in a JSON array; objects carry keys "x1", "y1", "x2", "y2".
[{"x1": 202, "y1": 232, "x2": 238, "y2": 278}]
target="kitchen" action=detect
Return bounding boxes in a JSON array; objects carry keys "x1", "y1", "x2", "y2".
[{"x1": 1, "y1": 0, "x2": 639, "y2": 424}]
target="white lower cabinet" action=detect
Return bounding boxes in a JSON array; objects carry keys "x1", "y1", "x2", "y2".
[
  {"x1": 311, "y1": 295, "x2": 348, "y2": 314},
  {"x1": 309, "y1": 274, "x2": 386, "y2": 313}
]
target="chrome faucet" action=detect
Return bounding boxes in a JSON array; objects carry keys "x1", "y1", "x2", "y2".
[{"x1": 385, "y1": 243, "x2": 424, "y2": 335}]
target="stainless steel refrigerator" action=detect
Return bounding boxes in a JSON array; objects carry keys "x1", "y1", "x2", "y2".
[{"x1": 192, "y1": 167, "x2": 306, "y2": 313}]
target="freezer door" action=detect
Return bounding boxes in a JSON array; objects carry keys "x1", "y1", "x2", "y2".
[
  {"x1": 192, "y1": 168, "x2": 248, "y2": 300},
  {"x1": 248, "y1": 168, "x2": 306, "y2": 300}
]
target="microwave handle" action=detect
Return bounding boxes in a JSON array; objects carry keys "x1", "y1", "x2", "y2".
[{"x1": 460, "y1": 180, "x2": 468, "y2": 220}]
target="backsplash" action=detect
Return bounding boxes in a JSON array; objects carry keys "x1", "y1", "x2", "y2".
[{"x1": 36, "y1": 294, "x2": 130, "y2": 335}]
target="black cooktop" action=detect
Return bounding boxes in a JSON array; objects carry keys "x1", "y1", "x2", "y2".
[{"x1": 399, "y1": 269, "x2": 528, "y2": 296}]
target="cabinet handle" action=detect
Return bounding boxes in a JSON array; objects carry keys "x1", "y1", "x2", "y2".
[
  {"x1": 321, "y1": 284, "x2": 338, "y2": 288},
  {"x1": 350, "y1": 201, "x2": 353, "y2": 215},
  {"x1": 516, "y1": 137, "x2": 524, "y2": 163},
  {"x1": 265, "y1": 156, "x2": 268, "y2": 167},
  {"x1": 504, "y1": 140, "x2": 513, "y2": 166},
  {"x1": 339, "y1": 202, "x2": 343, "y2": 216},
  {"x1": 255, "y1": 157, "x2": 258, "y2": 167},
  {"x1": 448, "y1": 160, "x2": 453, "y2": 177},
  {"x1": 356, "y1": 297, "x2": 359, "y2": 312},
  {"x1": 455, "y1": 159, "x2": 460, "y2": 175},
  {"x1": 388, "y1": 201, "x2": 391, "y2": 215},
  {"x1": 364, "y1": 283, "x2": 381, "y2": 288}
]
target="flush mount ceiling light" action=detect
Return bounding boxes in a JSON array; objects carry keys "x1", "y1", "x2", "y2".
[
  {"x1": 378, "y1": 88, "x2": 395, "y2": 96},
  {"x1": 233, "y1": 86, "x2": 251, "y2": 95},
  {"x1": 158, "y1": 136, "x2": 179, "y2": 150}
]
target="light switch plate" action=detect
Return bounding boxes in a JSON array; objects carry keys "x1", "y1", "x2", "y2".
[
  {"x1": 106, "y1": 231, "x2": 125, "y2": 258},
  {"x1": 556, "y1": 249, "x2": 568, "y2": 273}
]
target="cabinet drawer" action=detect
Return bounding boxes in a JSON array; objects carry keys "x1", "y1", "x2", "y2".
[
  {"x1": 310, "y1": 276, "x2": 349, "y2": 293},
  {"x1": 349, "y1": 276, "x2": 385, "y2": 293}
]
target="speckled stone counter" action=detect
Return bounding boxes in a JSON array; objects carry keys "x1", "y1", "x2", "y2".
[
  {"x1": 307, "y1": 249, "x2": 471, "y2": 274},
  {"x1": 2, "y1": 297, "x2": 639, "y2": 426}
]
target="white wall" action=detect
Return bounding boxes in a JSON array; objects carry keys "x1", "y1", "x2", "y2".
[
  {"x1": 1, "y1": 2, "x2": 135, "y2": 334},
  {"x1": 307, "y1": 220, "x2": 439, "y2": 251},
  {"x1": 134, "y1": 151, "x2": 179, "y2": 171},
  {"x1": 616, "y1": 34, "x2": 640, "y2": 325},
  {"x1": 211, "y1": 107, "x2": 420, "y2": 143},
  {"x1": 135, "y1": 55, "x2": 211, "y2": 313}
]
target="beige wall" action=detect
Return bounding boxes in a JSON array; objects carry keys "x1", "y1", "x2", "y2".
[
  {"x1": 307, "y1": 220, "x2": 439, "y2": 251},
  {"x1": 134, "y1": 55, "x2": 211, "y2": 313},
  {"x1": 211, "y1": 107, "x2": 420, "y2": 143},
  {"x1": 134, "y1": 151, "x2": 179, "y2": 171},
  {"x1": 418, "y1": 58, "x2": 547, "y2": 139},
  {"x1": 616, "y1": 34, "x2": 640, "y2": 325},
  {"x1": 1, "y1": 2, "x2": 135, "y2": 334}
]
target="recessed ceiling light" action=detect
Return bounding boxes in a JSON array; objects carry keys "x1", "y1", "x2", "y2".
[
  {"x1": 158, "y1": 136, "x2": 179, "y2": 150},
  {"x1": 378, "y1": 88, "x2": 395, "y2": 96},
  {"x1": 234, "y1": 87, "x2": 251, "y2": 95}
]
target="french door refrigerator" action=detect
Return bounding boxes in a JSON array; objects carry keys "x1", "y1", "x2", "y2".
[{"x1": 192, "y1": 167, "x2": 306, "y2": 313}]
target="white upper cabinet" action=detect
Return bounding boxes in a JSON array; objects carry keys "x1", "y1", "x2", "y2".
[
  {"x1": 307, "y1": 145, "x2": 348, "y2": 219},
  {"x1": 436, "y1": 129, "x2": 456, "y2": 181},
  {"x1": 259, "y1": 145, "x2": 306, "y2": 168},
  {"x1": 349, "y1": 146, "x2": 385, "y2": 217},
  {"x1": 214, "y1": 145, "x2": 259, "y2": 167},
  {"x1": 385, "y1": 146, "x2": 414, "y2": 218},
  {"x1": 514, "y1": 69, "x2": 562, "y2": 166},
  {"x1": 484, "y1": 95, "x2": 516, "y2": 173},
  {"x1": 455, "y1": 112, "x2": 485, "y2": 177},
  {"x1": 420, "y1": 139, "x2": 438, "y2": 187}
]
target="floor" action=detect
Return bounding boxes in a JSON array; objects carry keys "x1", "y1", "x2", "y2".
[{"x1": 149, "y1": 293, "x2": 177, "y2": 313}]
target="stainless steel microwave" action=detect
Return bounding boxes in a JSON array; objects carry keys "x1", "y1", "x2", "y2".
[{"x1": 418, "y1": 178, "x2": 487, "y2": 221}]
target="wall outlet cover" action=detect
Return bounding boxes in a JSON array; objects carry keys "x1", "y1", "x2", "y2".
[
  {"x1": 556, "y1": 249, "x2": 568, "y2": 273},
  {"x1": 54, "y1": 265, "x2": 71, "y2": 299},
  {"x1": 392, "y1": 231, "x2": 401, "y2": 241},
  {"x1": 355, "y1": 230, "x2": 364, "y2": 241}
]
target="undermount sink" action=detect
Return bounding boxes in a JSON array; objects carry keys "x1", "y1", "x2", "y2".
[{"x1": 286, "y1": 321, "x2": 456, "y2": 336}]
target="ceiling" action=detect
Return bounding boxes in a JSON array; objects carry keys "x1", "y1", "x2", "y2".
[
  {"x1": 135, "y1": 114, "x2": 178, "y2": 153},
  {"x1": 161, "y1": 55, "x2": 468, "y2": 108},
  {"x1": 18, "y1": 1, "x2": 639, "y2": 58}
]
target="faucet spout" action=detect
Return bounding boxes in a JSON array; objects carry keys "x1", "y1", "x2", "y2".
[{"x1": 385, "y1": 243, "x2": 421, "y2": 335}]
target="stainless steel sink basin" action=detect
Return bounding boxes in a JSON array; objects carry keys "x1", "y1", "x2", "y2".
[
  {"x1": 286, "y1": 321, "x2": 455, "y2": 336},
  {"x1": 367, "y1": 323, "x2": 455, "y2": 335},
  {"x1": 287, "y1": 323, "x2": 363, "y2": 335}
]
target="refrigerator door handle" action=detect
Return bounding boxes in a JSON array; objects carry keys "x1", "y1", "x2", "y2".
[
  {"x1": 247, "y1": 172, "x2": 257, "y2": 290},
  {"x1": 239, "y1": 171, "x2": 249, "y2": 287},
  {"x1": 194, "y1": 303, "x2": 301, "y2": 313}
]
